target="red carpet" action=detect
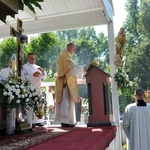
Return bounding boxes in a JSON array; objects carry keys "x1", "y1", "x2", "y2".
[
  {"x1": 26, "y1": 126, "x2": 116, "y2": 150},
  {"x1": 0, "y1": 127, "x2": 75, "y2": 149}
]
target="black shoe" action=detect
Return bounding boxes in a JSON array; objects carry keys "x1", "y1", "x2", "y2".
[
  {"x1": 32, "y1": 124, "x2": 35, "y2": 128},
  {"x1": 61, "y1": 123, "x2": 76, "y2": 127},
  {"x1": 36, "y1": 123, "x2": 44, "y2": 126},
  {"x1": 68, "y1": 124, "x2": 76, "y2": 127}
]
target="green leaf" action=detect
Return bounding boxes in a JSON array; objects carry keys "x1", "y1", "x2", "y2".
[
  {"x1": 28, "y1": 0, "x2": 43, "y2": 10},
  {"x1": 24, "y1": 2, "x2": 36, "y2": 14},
  {"x1": 18, "y1": 0, "x2": 24, "y2": 10},
  {"x1": 10, "y1": 14, "x2": 15, "y2": 19},
  {"x1": 0, "y1": 16, "x2": 7, "y2": 24},
  {"x1": 31, "y1": 2, "x2": 42, "y2": 10},
  {"x1": 36, "y1": 0, "x2": 44, "y2": 2},
  {"x1": 29, "y1": 0, "x2": 44, "y2": 2},
  {"x1": 11, "y1": 100, "x2": 17, "y2": 108}
]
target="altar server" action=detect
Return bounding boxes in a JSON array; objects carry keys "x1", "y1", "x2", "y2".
[
  {"x1": 22, "y1": 53, "x2": 47, "y2": 126},
  {"x1": 123, "y1": 88, "x2": 150, "y2": 150},
  {"x1": 0, "y1": 60, "x2": 12, "y2": 81}
]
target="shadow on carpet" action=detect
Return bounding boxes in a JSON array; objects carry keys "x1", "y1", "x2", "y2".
[{"x1": 0, "y1": 126, "x2": 75, "y2": 150}]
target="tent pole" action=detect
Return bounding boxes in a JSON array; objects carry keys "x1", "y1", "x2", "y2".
[{"x1": 107, "y1": 22, "x2": 122, "y2": 150}]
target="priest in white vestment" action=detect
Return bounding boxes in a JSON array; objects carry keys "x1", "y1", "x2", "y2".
[
  {"x1": 0, "y1": 60, "x2": 12, "y2": 81},
  {"x1": 22, "y1": 53, "x2": 47, "y2": 126},
  {"x1": 123, "y1": 88, "x2": 150, "y2": 150},
  {"x1": 55, "y1": 43, "x2": 88, "y2": 127},
  {"x1": 0, "y1": 60, "x2": 12, "y2": 124}
]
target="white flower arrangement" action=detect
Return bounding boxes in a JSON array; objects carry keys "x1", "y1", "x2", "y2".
[{"x1": 0, "y1": 74, "x2": 47, "y2": 115}]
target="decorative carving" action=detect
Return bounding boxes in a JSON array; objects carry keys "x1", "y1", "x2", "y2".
[{"x1": 114, "y1": 27, "x2": 126, "y2": 67}]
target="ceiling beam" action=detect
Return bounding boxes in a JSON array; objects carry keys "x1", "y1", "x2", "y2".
[{"x1": 0, "y1": 10, "x2": 108, "y2": 39}]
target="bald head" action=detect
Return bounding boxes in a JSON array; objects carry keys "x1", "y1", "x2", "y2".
[{"x1": 66, "y1": 42, "x2": 76, "y2": 55}]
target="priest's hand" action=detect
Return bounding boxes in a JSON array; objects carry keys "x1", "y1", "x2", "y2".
[{"x1": 33, "y1": 71, "x2": 41, "y2": 77}]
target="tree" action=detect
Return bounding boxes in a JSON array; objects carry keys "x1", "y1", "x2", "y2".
[
  {"x1": 125, "y1": 41, "x2": 150, "y2": 89},
  {"x1": 118, "y1": 0, "x2": 150, "y2": 111},
  {"x1": 140, "y1": 0, "x2": 150, "y2": 34},
  {"x1": 57, "y1": 27, "x2": 109, "y2": 68},
  {"x1": 26, "y1": 32, "x2": 62, "y2": 76},
  {"x1": 124, "y1": 0, "x2": 141, "y2": 48},
  {"x1": 124, "y1": 0, "x2": 150, "y2": 89},
  {"x1": 0, "y1": 38, "x2": 17, "y2": 69}
]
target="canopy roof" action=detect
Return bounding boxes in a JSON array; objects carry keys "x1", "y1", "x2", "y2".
[
  {"x1": 0, "y1": 0, "x2": 114, "y2": 38},
  {"x1": 0, "y1": 1, "x2": 122, "y2": 148}
]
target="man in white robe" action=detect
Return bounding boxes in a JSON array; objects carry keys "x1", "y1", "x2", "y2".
[
  {"x1": 55, "y1": 43, "x2": 88, "y2": 127},
  {"x1": 123, "y1": 88, "x2": 150, "y2": 150},
  {"x1": 22, "y1": 53, "x2": 47, "y2": 127},
  {"x1": 0, "y1": 60, "x2": 12, "y2": 125},
  {"x1": 0, "y1": 60, "x2": 12, "y2": 81}
]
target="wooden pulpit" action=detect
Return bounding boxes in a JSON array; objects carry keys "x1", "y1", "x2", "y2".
[{"x1": 86, "y1": 66, "x2": 112, "y2": 127}]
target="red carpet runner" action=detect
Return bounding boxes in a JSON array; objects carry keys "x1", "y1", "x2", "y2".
[{"x1": 26, "y1": 126, "x2": 116, "y2": 150}]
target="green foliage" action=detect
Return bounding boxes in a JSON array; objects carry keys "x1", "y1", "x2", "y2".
[
  {"x1": 57, "y1": 27, "x2": 109, "y2": 69},
  {"x1": 81, "y1": 98, "x2": 89, "y2": 115},
  {"x1": 0, "y1": 38, "x2": 17, "y2": 69},
  {"x1": 114, "y1": 68, "x2": 132, "y2": 90},
  {"x1": 0, "y1": 27, "x2": 109, "y2": 83},
  {"x1": 119, "y1": 0, "x2": 150, "y2": 112},
  {"x1": 140, "y1": 0, "x2": 150, "y2": 33},
  {"x1": 122, "y1": 144, "x2": 127, "y2": 150},
  {"x1": 0, "y1": 0, "x2": 43, "y2": 23},
  {"x1": 124, "y1": 0, "x2": 150, "y2": 89},
  {"x1": 125, "y1": 41, "x2": 150, "y2": 89},
  {"x1": 25, "y1": 32, "x2": 62, "y2": 77}
]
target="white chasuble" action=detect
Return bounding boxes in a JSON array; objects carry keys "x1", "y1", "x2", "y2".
[
  {"x1": 55, "y1": 66, "x2": 84, "y2": 125},
  {"x1": 123, "y1": 103, "x2": 150, "y2": 150}
]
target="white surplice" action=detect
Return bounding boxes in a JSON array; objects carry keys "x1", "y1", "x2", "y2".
[
  {"x1": 0, "y1": 67, "x2": 12, "y2": 81},
  {"x1": 22, "y1": 62, "x2": 47, "y2": 94},
  {"x1": 123, "y1": 103, "x2": 150, "y2": 150},
  {"x1": 22, "y1": 62, "x2": 47, "y2": 124},
  {"x1": 55, "y1": 66, "x2": 84, "y2": 125}
]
